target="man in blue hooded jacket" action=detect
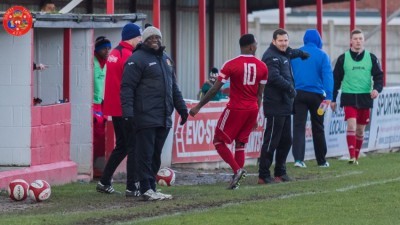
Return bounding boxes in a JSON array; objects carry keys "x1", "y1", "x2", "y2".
[{"x1": 291, "y1": 29, "x2": 333, "y2": 168}]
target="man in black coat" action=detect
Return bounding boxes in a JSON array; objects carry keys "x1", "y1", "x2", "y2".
[
  {"x1": 121, "y1": 26, "x2": 188, "y2": 201},
  {"x1": 258, "y1": 28, "x2": 309, "y2": 184}
]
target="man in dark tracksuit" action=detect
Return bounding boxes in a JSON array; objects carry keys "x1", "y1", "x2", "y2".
[
  {"x1": 258, "y1": 28, "x2": 309, "y2": 184},
  {"x1": 121, "y1": 26, "x2": 188, "y2": 201}
]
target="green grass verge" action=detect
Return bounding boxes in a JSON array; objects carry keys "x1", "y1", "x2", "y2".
[{"x1": 1, "y1": 152, "x2": 399, "y2": 225}]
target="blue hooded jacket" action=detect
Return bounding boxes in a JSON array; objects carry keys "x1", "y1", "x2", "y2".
[{"x1": 291, "y1": 29, "x2": 333, "y2": 100}]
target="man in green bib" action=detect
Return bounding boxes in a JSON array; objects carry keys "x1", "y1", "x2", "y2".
[{"x1": 331, "y1": 29, "x2": 383, "y2": 165}]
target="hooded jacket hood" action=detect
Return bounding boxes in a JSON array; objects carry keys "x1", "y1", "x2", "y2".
[{"x1": 303, "y1": 29, "x2": 323, "y2": 49}]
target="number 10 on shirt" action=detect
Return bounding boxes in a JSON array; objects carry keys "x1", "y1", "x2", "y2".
[{"x1": 243, "y1": 63, "x2": 256, "y2": 85}]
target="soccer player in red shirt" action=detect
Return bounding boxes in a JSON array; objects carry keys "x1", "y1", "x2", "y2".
[{"x1": 189, "y1": 34, "x2": 268, "y2": 189}]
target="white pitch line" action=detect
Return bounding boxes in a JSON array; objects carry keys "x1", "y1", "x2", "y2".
[
  {"x1": 336, "y1": 176, "x2": 400, "y2": 192},
  {"x1": 122, "y1": 177, "x2": 400, "y2": 225}
]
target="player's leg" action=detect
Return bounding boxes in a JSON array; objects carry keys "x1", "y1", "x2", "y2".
[
  {"x1": 126, "y1": 123, "x2": 140, "y2": 197},
  {"x1": 234, "y1": 142, "x2": 245, "y2": 169},
  {"x1": 234, "y1": 108, "x2": 258, "y2": 168},
  {"x1": 151, "y1": 127, "x2": 172, "y2": 199},
  {"x1": 213, "y1": 108, "x2": 240, "y2": 174},
  {"x1": 274, "y1": 115, "x2": 293, "y2": 182},
  {"x1": 97, "y1": 116, "x2": 128, "y2": 193},
  {"x1": 213, "y1": 108, "x2": 247, "y2": 189},
  {"x1": 292, "y1": 91, "x2": 309, "y2": 167},
  {"x1": 344, "y1": 107, "x2": 357, "y2": 164},
  {"x1": 136, "y1": 128, "x2": 164, "y2": 201},
  {"x1": 309, "y1": 95, "x2": 328, "y2": 166},
  {"x1": 354, "y1": 108, "x2": 370, "y2": 161},
  {"x1": 258, "y1": 115, "x2": 284, "y2": 183}
]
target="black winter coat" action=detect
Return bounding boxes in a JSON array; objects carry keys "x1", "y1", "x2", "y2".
[
  {"x1": 120, "y1": 44, "x2": 187, "y2": 129},
  {"x1": 262, "y1": 43, "x2": 303, "y2": 116}
]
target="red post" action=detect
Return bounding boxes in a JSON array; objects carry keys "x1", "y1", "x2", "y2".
[
  {"x1": 279, "y1": 0, "x2": 285, "y2": 29},
  {"x1": 199, "y1": 0, "x2": 206, "y2": 89},
  {"x1": 153, "y1": 0, "x2": 161, "y2": 28},
  {"x1": 350, "y1": 0, "x2": 356, "y2": 31},
  {"x1": 106, "y1": 0, "x2": 114, "y2": 14},
  {"x1": 381, "y1": 0, "x2": 387, "y2": 86},
  {"x1": 63, "y1": 29, "x2": 71, "y2": 101},
  {"x1": 240, "y1": 0, "x2": 247, "y2": 35},
  {"x1": 316, "y1": 0, "x2": 323, "y2": 37}
]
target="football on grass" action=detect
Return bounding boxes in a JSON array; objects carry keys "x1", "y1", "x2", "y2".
[
  {"x1": 8, "y1": 179, "x2": 29, "y2": 201},
  {"x1": 156, "y1": 167, "x2": 176, "y2": 186},
  {"x1": 29, "y1": 180, "x2": 51, "y2": 202}
]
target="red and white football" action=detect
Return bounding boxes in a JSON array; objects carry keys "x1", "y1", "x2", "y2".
[
  {"x1": 29, "y1": 180, "x2": 51, "y2": 202},
  {"x1": 8, "y1": 179, "x2": 30, "y2": 201},
  {"x1": 156, "y1": 167, "x2": 176, "y2": 186}
]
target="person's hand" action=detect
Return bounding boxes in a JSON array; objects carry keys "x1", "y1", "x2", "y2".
[
  {"x1": 371, "y1": 89, "x2": 379, "y2": 99},
  {"x1": 330, "y1": 102, "x2": 337, "y2": 111},
  {"x1": 179, "y1": 109, "x2": 189, "y2": 125},
  {"x1": 300, "y1": 51, "x2": 310, "y2": 60},
  {"x1": 36, "y1": 63, "x2": 48, "y2": 70},
  {"x1": 189, "y1": 105, "x2": 201, "y2": 117}
]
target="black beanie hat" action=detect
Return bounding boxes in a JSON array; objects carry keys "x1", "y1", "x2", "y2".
[{"x1": 121, "y1": 23, "x2": 142, "y2": 41}]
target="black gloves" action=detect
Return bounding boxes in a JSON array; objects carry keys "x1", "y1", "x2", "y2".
[
  {"x1": 122, "y1": 117, "x2": 135, "y2": 131},
  {"x1": 286, "y1": 47, "x2": 310, "y2": 60},
  {"x1": 179, "y1": 109, "x2": 189, "y2": 125},
  {"x1": 300, "y1": 51, "x2": 310, "y2": 60},
  {"x1": 288, "y1": 88, "x2": 297, "y2": 98}
]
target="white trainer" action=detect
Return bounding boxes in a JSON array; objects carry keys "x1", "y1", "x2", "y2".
[
  {"x1": 294, "y1": 161, "x2": 307, "y2": 168},
  {"x1": 141, "y1": 189, "x2": 164, "y2": 201}
]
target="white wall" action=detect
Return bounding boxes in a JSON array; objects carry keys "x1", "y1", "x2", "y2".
[
  {"x1": 0, "y1": 28, "x2": 32, "y2": 166},
  {"x1": 70, "y1": 29, "x2": 93, "y2": 174}
]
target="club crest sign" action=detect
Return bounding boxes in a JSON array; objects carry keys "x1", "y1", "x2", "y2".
[{"x1": 2, "y1": 6, "x2": 33, "y2": 36}]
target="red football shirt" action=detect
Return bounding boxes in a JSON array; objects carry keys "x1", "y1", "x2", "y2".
[{"x1": 219, "y1": 55, "x2": 268, "y2": 110}]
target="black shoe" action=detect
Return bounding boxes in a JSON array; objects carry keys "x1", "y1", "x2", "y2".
[
  {"x1": 96, "y1": 182, "x2": 115, "y2": 194},
  {"x1": 274, "y1": 174, "x2": 293, "y2": 183},
  {"x1": 125, "y1": 189, "x2": 141, "y2": 198},
  {"x1": 258, "y1": 177, "x2": 275, "y2": 184},
  {"x1": 228, "y1": 168, "x2": 247, "y2": 189}
]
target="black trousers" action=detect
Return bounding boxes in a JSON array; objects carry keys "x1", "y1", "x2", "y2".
[
  {"x1": 136, "y1": 127, "x2": 170, "y2": 194},
  {"x1": 259, "y1": 115, "x2": 292, "y2": 178},
  {"x1": 292, "y1": 90, "x2": 327, "y2": 165},
  {"x1": 100, "y1": 116, "x2": 138, "y2": 191}
]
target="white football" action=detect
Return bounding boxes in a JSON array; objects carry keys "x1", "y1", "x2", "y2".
[
  {"x1": 29, "y1": 180, "x2": 51, "y2": 202},
  {"x1": 156, "y1": 167, "x2": 176, "y2": 186},
  {"x1": 8, "y1": 179, "x2": 29, "y2": 201}
]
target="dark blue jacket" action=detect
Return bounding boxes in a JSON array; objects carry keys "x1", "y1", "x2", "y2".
[
  {"x1": 262, "y1": 44, "x2": 303, "y2": 116},
  {"x1": 291, "y1": 29, "x2": 333, "y2": 100},
  {"x1": 120, "y1": 44, "x2": 187, "y2": 129}
]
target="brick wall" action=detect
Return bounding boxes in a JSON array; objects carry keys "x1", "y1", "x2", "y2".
[{"x1": 31, "y1": 104, "x2": 71, "y2": 166}]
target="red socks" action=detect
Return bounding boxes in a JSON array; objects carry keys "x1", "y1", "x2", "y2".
[
  {"x1": 215, "y1": 142, "x2": 240, "y2": 173},
  {"x1": 355, "y1": 135, "x2": 364, "y2": 159},
  {"x1": 234, "y1": 148, "x2": 245, "y2": 169},
  {"x1": 346, "y1": 131, "x2": 356, "y2": 159}
]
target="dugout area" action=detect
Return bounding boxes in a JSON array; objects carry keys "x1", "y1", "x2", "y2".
[{"x1": 0, "y1": 12, "x2": 145, "y2": 188}]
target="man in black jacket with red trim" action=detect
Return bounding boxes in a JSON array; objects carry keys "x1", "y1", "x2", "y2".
[
  {"x1": 258, "y1": 28, "x2": 309, "y2": 185},
  {"x1": 121, "y1": 26, "x2": 188, "y2": 201}
]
